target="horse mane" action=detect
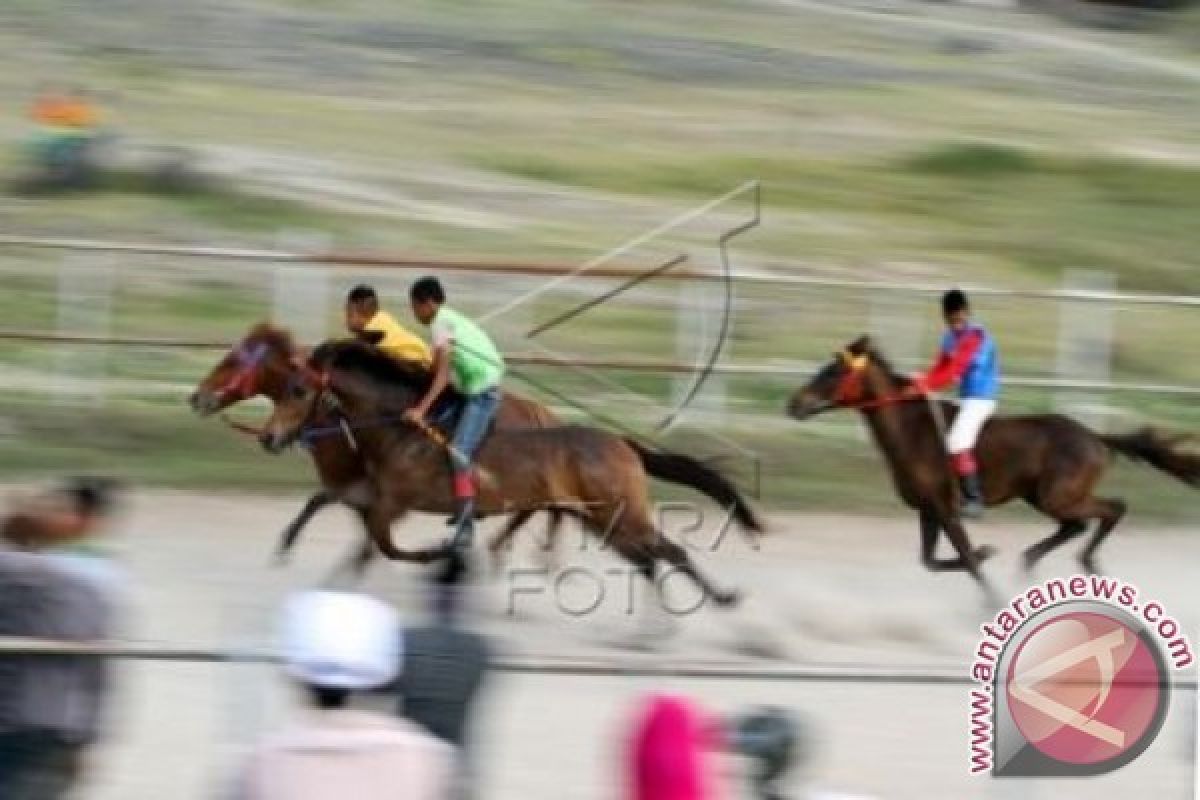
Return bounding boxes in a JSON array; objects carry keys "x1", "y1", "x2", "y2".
[
  {"x1": 847, "y1": 335, "x2": 904, "y2": 383},
  {"x1": 867, "y1": 344, "x2": 902, "y2": 380},
  {"x1": 312, "y1": 339, "x2": 436, "y2": 395},
  {"x1": 246, "y1": 322, "x2": 298, "y2": 356}
]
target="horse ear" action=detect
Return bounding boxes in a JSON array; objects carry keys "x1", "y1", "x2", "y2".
[{"x1": 848, "y1": 334, "x2": 872, "y2": 354}]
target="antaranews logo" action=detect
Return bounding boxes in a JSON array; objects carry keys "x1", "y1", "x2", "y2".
[{"x1": 968, "y1": 575, "x2": 1192, "y2": 777}]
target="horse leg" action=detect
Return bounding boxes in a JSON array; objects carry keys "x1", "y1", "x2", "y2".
[
  {"x1": 940, "y1": 516, "x2": 998, "y2": 601},
  {"x1": 319, "y1": 507, "x2": 381, "y2": 585},
  {"x1": 541, "y1": 510, "x2": 565, "y2": 552},
  {"x1": 539, "y1": 510, "x2": 567, "y2": 572},
  {"x1": 1021, "y1": 519, "x2": 1088, "y2": 572},
  {"x1": 488, "y1": 509, "x2": 536, "y2": 571},
  {"x1": 1079, "y1": 498, "x2": 1126, "y2": 576},
  {"x1": 275, "y1": 489, "x2": 334, "y2": 564},
  {"x1": 919, "y1": 509, "x2": 996, "y2": 571},
  {"x1": 364, "y1": 502, "x2": 445, "y2": 564},
  {"x1": 651, "y1": 533, "x2": 740, "y2": 608},
  {"x1": 489, "y1": 510, "x2": 570, "y2": 574},
  {"x1": 349, "y1": 506, "x2": 384, "y2": 576}
]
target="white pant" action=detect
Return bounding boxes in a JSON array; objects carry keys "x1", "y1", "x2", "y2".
[{"x1": 947, "y1": 398, "x2": 996, "y2": 454}]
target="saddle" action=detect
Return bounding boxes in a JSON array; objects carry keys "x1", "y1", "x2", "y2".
[
  {"x1": 429, "y1": 389, "x2": 465, "y2": 434},
  {"x1": 427, "y1": 389, "x2": 499, "y2": 447}
]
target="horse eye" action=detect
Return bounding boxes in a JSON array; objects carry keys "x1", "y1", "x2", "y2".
[{"x1": 290, "y1": 384, "x2": 308, "y2": 399}]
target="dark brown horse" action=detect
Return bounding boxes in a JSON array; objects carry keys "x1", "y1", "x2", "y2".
[
  {"x1": 189, "y1": 323, "x2": 562, "y2": 573},
  {"x1": 259, "y1": 339, "x2": 763, "y2": 606},
  {"x1": 788, "y1": 336, "x2": 1199, "y2": 593}
]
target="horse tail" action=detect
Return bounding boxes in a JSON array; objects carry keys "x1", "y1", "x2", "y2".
[
  {"x1": 623, "y1": 438, "x2": 764, "y2": 532},
  {"x1": 1100, "y1": 428, "x2": 1200, "y2": 487}
]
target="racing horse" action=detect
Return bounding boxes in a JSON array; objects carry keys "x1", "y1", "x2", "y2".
[
  {"x1": 788, "y1": 336, "x2": 1200, "y2": 594},
  {"x1": 258, "y1": 339, "x2": 763, "y2": 606},
  {"x1": 190, "y1": 323, "x2": 563, "y2": 574}
]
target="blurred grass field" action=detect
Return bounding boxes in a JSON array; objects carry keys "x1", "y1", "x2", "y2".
[{"x1": 0, "y1": 0, "x2": 1197, "y2": 518}]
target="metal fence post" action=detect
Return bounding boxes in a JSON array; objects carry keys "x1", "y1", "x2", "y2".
[
  {"x1": 272, "y1": 231, "x2": 331, "y2": 345},
  {"x1": 55, "y1": 252, "x2": 114, "y2": 407},
  {"x1": 1055, "y1": 270, "x2": 1114, "y2": 430},
  {"x1": 869, "y1": 290, "x2": 926, "y2": 371}
]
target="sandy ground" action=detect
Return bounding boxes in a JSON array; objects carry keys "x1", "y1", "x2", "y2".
[{"x1": 48, "y1": 490, "x2": 1199, "y2": 799}]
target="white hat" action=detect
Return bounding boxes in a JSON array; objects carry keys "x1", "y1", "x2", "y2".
[{"x1": 281, "y1": 590, "x2": 402, "y2": 690}]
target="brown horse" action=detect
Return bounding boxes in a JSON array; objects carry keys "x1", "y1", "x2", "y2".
[
  {"x1": 788, "y1": 336, "x2": 1199, "y2": 593},
  {"x1": 189, "y1": 323, "x2": 562, "y2": 573},
  {"x1": 258, "y1": 339, "x2": 762, "y2": 606}
]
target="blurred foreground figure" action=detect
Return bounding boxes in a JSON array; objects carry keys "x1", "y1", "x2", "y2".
[
  {"x1": 395, "y1": 551, "x2": 491, "y2": 799},
  {"x1": 235, "y1": 590, "x2": 451, "y2": 800},
  {"x1": 0, "y1": 477, "x2": 122, "y2": 800},
  {"x1": 628, "y1": 694, "x2": 720, "y2": 800},
  {"x1": 730, "y1": 708, "x2": 878, "y2": 800}
]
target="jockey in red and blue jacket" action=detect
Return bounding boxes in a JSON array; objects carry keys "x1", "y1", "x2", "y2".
[{"x1": 912, "y1": 289, "x2": 1000, "y2": 518}]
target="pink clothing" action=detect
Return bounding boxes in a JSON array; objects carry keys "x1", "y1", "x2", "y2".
[
  {"x1": 629, "y1": 695, "x2": 718, "y2": 800},
  {"x1": 236, "y1": 710, "x2": 452, "y2": 800}
]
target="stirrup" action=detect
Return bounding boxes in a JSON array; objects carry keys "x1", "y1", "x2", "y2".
[
  {"x1": 448, "y1": 517, "x2": 475, "y2": 552},
  {"x1": 961, "y1": 497, "x2": 984, "y2": 519}
]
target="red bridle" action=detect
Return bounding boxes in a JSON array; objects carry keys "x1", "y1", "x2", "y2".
[
  {"x1": 214, "y1": 342, "x2": 268, "y2": 401},
  {"x1": 216, "y1": 346, "x2": 331, "y2": 439},
  {"x1": 215, "y1": 341, "x2": 331, "y2": 401},
  {"x1": 832, "y1": 350, "x2": 920, "y2": 411}
]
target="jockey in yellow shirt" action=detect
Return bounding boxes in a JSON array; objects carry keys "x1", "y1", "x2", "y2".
[{"x1": 344, "y1": 285, "x2": 431, "y2": 367}]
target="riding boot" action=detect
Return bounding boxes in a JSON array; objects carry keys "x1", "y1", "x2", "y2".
[
  {"x1": 959, "y1": 474, "x2": 984, "y2": 519},
  {"x1": 448, "y1": 496, "x2": 476, "y2": 551}
]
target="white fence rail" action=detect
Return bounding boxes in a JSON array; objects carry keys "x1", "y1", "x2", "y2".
[
  {"x1": 4, "y1": 636, "x2": 1194, "y2": 687},
  {"x1": 1, "y1": 233, "x2": 1198, "y2": 412}
]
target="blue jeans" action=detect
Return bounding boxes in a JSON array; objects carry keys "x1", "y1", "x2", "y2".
[{"x1": 450, "y1": 387, "x2": 499, "y2": 474}]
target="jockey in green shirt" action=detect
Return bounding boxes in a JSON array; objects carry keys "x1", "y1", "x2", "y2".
[{"x1": 405, "y1": 277, "x2": 505, "y2": 549}]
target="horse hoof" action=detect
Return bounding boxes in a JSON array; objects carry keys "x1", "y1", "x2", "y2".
[
  {"x1": 713, "y1": 589, "x2": 742, "y2": 609},
  {"x1": 974, "y1": 545, "x2": 998, "y2": 563},
  {"x1": 1021, "y1": 549, "x2": 1039, "y2": 573},
  {"x1": 1081, "y1": 559, "x2": 1101, "y2": 576}
]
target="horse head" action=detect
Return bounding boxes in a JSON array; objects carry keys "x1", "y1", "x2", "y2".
[
  {"x1": 189, "y1": 323, "x2": 301, "y2": 416},
  {"x1": 257, "y1": 368, "x2": 328, "y2": 454},
  {"x1": 257, "y1": 339, "x2": 430, "y2": 454},
  {"x1": 787, "y1": 335, "x2": 904, "y2": 419}
]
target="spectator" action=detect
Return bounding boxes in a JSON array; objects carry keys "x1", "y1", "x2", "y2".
[
  {"x1": 24, "y1": 84, "x2": 101, "y2": 186},
  {"x1": 628, "y1": 694, "x2": 720, "y2": 800},
  {"x1": 391, "y1": 551, "x2": 491, "y2": 798},
  {"x1": 234, "y1": 590, "x2": 451, "y2": 800},
  {"x1": 0, "y1": 477, "x2": 122, "y2": 800},
  {"x1": 729, "y1": 708, "x2": 879, "y2": 800},
  {"x1": 4, "y1": 477, "x2": 124, "y2": 595}
]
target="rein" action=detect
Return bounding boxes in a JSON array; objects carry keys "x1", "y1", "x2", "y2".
[
  {"x1": 282, "y1": 369, "x2": 498, "y2": 487},
  {"x1": 832, "y1": 350, "x2": 922, "y2": 411},
  {"x1": 220, "y1": 414, "x2": 266, "y2": 437},
  {"x1": 832, "y1": 349, "x2": 950, "y2": 440}
]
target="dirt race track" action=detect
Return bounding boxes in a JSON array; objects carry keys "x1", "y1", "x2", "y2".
[{"x1": 56, "y1": 490, "x2": 1198, "y2": 799}]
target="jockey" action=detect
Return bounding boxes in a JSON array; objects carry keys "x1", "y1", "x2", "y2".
[
  {"x1": 344, "y1": 285, "x2": 432, "y2": 367},
  {"x1": 405, "y1": 277, "x2": 505, "y2": 548},
  {"x1": 911, "y1": 289, "x2": 1000, "y2": 519},
  {"x1": 27, "y1": 86, "x2": 99, "y2": 171}
]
